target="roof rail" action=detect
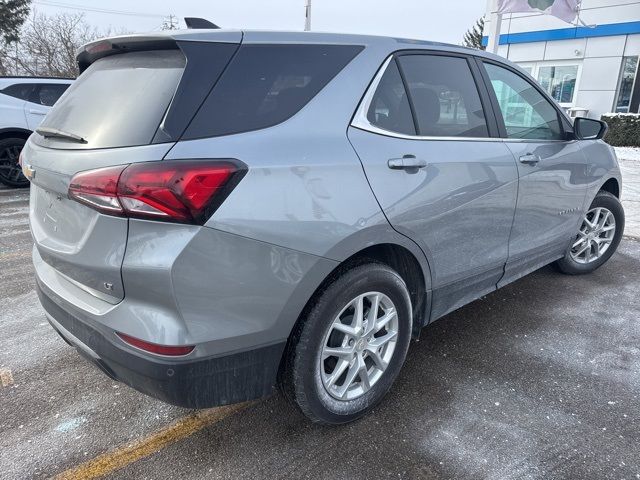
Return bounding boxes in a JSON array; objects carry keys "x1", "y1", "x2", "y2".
[{"x1": 184, "y1": 17, "x2": 219, "y2": 29}]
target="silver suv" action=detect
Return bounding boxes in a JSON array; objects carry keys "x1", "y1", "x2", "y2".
[{"x1": 25, "y1": 30, "x2": 624, "y2": 424}]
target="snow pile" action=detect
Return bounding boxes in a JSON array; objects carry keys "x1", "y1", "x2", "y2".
[
  {"x1": 614, "y1": 147, "x2": 640, "y2": 162},
  {"x1": 603, "y1": 113, "x2": 640, "y2": 118}
]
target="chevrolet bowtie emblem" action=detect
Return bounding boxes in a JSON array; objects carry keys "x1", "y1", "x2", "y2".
[{"x1": 23, "y1": 164, "x2": 36, "y2": 180}]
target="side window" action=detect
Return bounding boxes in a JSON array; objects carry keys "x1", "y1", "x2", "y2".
[
  {"x1": 397, "y1": 54, "x2": 489, "y2": 138},
  {"x1": 366, "y1": 60, "x2": 416, "y2": 135},
  {"x1": 484, "y1": 63, "x2": 563, "y2": 140},
  {"x1": 1, "y1": 83, "x2": 36, "y2": 101},
  {"x1": 184, "y1": 44, "x2": 364, "y2": 139},
  {"x1": 34, "y1": 84, "x2": 70, "y2": 106}
]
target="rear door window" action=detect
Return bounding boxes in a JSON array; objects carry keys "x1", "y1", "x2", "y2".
[
  {"x1": 184, "y1": 44, "x2": 364, "y2": 139},
  {"x1": 397, "y1": 54, "x2": 489, "y2": 138},
  {"x1": 31, "y1": 84, "x2": 70, "y2": 106},
  {"x1": 37, "y1": 50, "x2": 185, "y2": 149},
  {"x1": 366, "y1": 60, "x2": 416, "y2": 135}
]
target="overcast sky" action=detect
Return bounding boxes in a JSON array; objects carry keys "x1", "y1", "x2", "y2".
[{"x1": 31, "y1": 0, "x2": 486, "y2": 44}]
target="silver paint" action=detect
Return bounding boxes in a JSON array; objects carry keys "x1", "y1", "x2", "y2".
[{"x1": 26, "y1": 30, "x2": 622, "y2": 364}]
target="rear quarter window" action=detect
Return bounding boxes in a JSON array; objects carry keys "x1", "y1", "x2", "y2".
[
  {"x1": 183, "y1": 44, "x2": 364, "y2": 139},
  {"x1": 2, "y1": 83, "x2": 36, "y2": 101}
]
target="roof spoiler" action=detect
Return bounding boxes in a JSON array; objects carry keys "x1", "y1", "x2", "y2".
[
  {"x1": 184, "y1": 17, "x2": 219, "y2": 29},
  {"x1": 76, "y1": 35, "x2": 179, "y2": 74}
]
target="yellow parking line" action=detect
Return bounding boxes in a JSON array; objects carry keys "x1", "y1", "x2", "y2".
[
  {"x1": 54, "y1": 403, "x2": 250, "y2": 480},
  {"x1": 0, "y1": 368, "x2": 14, "y2": 387},
  {"x1": 0, "y1": 250, "x2": 30, "y2": 260}
]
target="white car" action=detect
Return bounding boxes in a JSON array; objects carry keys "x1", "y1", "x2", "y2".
[{"x1": 0, "y1": 77, "x2": 72, "y2": 187}]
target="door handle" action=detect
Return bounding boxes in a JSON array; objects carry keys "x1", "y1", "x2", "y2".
[
  {"x1": 29, "y1": 109, "x2": 47, "y2": 116},
  {"x1": 519, "y1": 153, "x2": 540, "y2": 165},
  {"x1": 387, "y1": 154, "x2": 428, "y2": 172}
]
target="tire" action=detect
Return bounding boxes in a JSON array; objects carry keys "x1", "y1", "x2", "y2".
[
  {"x1": 0, "y1": 138, "x2": 29, "y2": 188},
  {"x1": 280, "y1": 262, "x2": 412, "y2": 425},
  {"x1": 555, "y1": 190, "x2": 625, "y2": 275}
]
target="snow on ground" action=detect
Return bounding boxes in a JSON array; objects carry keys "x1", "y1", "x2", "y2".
[
  {"x1": 615, "y1": 147, "x2": 640, "y2": 238},
  {"x1": 615, "y1": 146, "x2": 640, "y2": 162}
]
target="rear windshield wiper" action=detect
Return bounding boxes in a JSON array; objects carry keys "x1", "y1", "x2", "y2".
[{"x1": 36, "y1": 127, "x2": 87, "y2": 144}]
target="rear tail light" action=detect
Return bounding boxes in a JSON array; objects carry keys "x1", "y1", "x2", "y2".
[
  {"x1": 116, "y1": 332, "x2": 195, "y2": 356},
  {"x1": 68, "y1": 160, "x2": 245, "y2": 224}
]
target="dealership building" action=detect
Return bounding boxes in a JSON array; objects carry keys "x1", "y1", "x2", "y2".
[{"x1": 483, "y1": 0, "x2": 640, "y2": 119}]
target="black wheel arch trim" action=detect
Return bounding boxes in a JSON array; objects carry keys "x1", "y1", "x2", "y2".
[{"x1": 0, "y1": 127, "x2": 33, "y2": 140}]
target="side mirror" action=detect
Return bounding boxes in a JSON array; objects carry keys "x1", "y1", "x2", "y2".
[{"x1": 574, "y1": 117, "x2": 608, "y2": 140}]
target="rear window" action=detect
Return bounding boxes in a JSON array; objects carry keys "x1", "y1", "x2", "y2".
[
  {"x1": 38, "y1": 50, "x2": 185, "y2": 149},
  {"x1": 183, "y1": 44, "x2": 364, "y2": 139}
]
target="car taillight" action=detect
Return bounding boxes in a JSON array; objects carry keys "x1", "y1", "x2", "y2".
[
  {"x1": 116, "y1": 332, "x2": 195, "y2": 356},
  {"x1": 68, "y1": 165, "x2": 125, "y2": 213},
  {"x1": 68, "y1": 160, "x2": 245, "y2": 224}
]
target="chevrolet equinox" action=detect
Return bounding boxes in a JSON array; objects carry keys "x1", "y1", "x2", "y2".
[{"x1": 24, "y1": 30, "x2": 624, "y2": 424}]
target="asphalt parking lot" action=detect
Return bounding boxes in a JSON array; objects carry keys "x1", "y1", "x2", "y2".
[{"x1": 1, "y1": 185, "x2": 639, "y2": 480}]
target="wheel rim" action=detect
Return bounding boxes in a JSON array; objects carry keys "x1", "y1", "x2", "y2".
[
  {"x1": 570, "y1": 207, "x2": 616, "y2": 264},
  {"x1": 319, "y1": 291, "x2": 399, "y2": 401},
  {"x1": 0, "y1": 144, "x2": 26, "y2": 184}
]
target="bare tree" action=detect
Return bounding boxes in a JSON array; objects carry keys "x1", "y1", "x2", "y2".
[
  {"x1": 8, "y1": 12, "x2": 111, "y2": 77},
  {"x1": 162, "y1": 14, "x2": 179, "y2": 30}
]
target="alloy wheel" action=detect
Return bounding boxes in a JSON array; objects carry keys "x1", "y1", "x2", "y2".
[
  {"x1": 320, "y1": 292, "x2": 399, "y2": 401},
  {"x1": 570, "y1": 207, "x2": 616, "y2": 264},
  {"x1": 0, "y1": 144, "x2": 27, "y2": 186}
]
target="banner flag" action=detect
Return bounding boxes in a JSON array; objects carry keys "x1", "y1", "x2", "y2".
[{"x1": 497, "y1": 0, "x2": 580, "y2": 23}]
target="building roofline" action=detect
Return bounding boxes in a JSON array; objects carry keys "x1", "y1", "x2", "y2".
[
  {"x1": 481, "y1": 20, "x2": 640, "y2": 46},
  {"x1": 0, "y1": 76, "x2": 75, "y2": 81}
]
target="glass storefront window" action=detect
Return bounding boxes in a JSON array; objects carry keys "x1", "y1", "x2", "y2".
[
  {"x1": 537, "y1": 65, "x2": 578, "y2": 104},
  {"x1": 615, "y1": 56, "x2": 638, "y2": 113}
]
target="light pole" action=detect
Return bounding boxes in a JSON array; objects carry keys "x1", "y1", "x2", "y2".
[
  {"x1": 486, "y1": 0, "x2": 502, "y2": 54},
  {"x1": 304, "y1": 0, "x2": 311, "y2": 31}
]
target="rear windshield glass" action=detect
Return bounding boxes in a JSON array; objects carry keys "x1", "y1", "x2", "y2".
[
  {"x1": 183, "y1": 44, "x2": 363, "y2": 139},
  {"x1": 38, "y1": 50, "x2": 185, "y2": 149}
]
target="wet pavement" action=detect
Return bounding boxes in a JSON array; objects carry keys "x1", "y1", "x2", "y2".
[{"x1": 1, "y1": 185, "x2": 638, "y2": 479}]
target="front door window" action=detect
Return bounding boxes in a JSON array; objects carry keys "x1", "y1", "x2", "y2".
[{"x1": 484, "y1": 63, "x2": 564, "y2": 141}]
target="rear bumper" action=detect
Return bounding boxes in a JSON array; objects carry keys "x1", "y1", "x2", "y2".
[{"x1": 37, "y1": 280, "x2": 286, "y2": 408}]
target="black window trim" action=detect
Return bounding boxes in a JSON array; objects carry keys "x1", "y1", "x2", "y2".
[
  {"x1": 153, "y1": 40, "x2": 242, "y2": 144},
  {"x1": 475, "y1": 57, "x2": 575, "y2": 142},
  {"x1": 351, "y1": 49, "x2": 502, "y2": 141}
]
